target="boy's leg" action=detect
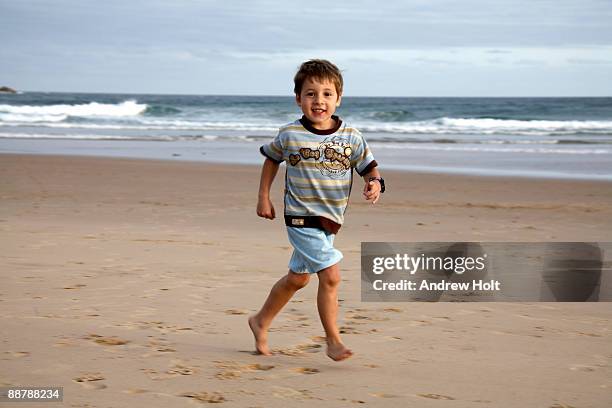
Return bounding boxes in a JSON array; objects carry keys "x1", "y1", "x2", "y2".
[
  {"x1": 249, "y1": 271, "x2": 310, "y2": 355},
  {"x1": 317, "y1": 263, "x2": 353, "y2": 361}
]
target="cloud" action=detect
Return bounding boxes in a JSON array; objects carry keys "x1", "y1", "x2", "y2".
[
  {"x1": 204, "y1": 46, "x2": 612, "y2": 68},
  {"x1": 3, "y1": 0, "x2": 612, "y2": 53},
  {"x1": 567, "y1": 57, "x2": 612, "y2": 65},
  {"x1": 1, "y1": 0, "x2": 611, "y2": 95}
]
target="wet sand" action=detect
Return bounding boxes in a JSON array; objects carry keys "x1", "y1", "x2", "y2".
[{"x1": 1, "y1": 153, "x2": 611, "y2": 407}]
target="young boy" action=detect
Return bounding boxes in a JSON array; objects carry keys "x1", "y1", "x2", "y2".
[{"x1": 249, "y1": 59, "x2": 385, "y2": 362}]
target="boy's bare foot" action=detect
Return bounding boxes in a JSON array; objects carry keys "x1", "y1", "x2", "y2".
[
  {"x1": 248, "y1": 315, "x2": 272, "y2": 356},
  {"x1": 326, "y1": 342, "x2": 353, "y2": 362}
]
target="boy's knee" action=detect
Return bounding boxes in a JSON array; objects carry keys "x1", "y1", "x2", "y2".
[
  {"x1": 318, "y1": 264, "x2": 341, "y2": 287},
  {"x1": 286, "y1": 271, "x2": 310, "y2": 289}
]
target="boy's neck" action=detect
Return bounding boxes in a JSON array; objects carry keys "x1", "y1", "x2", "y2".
[{"x1": 300, "y1": 115, "x2": 342, "y2": 135}]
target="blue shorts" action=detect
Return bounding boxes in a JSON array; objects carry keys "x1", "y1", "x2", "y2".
[{"x1": 286, "y1": 227, "x2": 343, "y2": 274}]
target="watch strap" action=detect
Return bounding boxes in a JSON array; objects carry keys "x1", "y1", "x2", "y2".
[{"x1": 368, "y1": 177, "x2": 385, "y2": 193}]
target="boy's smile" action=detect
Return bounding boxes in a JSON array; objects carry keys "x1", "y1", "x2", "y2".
[{"x1": 296, "y1": 77, "x2": 342, "y2": 131}]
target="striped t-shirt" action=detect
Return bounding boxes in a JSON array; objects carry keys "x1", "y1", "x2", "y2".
[{"x1": 260, "y1": 115, "x2": 377, "y2": 234}]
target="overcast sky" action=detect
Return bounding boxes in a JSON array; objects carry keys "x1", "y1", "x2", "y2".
[{"x1": 1, "y1": 0, "x2": 611, "y2": 96}]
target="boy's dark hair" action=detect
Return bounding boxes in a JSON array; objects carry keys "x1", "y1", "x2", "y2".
[{"x1": 294, "y1": 59, "x2": 343, "y2": 96}]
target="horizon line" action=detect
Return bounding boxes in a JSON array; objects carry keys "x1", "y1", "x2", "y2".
[{"x1": 4, "y1": 89, "x2": 612, "y2": 98}]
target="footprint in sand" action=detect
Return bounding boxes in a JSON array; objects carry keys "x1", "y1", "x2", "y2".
[
  {"x1": 215, "y1": 370, "x2": 242, "y2": 380},
  {"x1": 274, "y1": 343, "x2": 322, "y2": 356},
  {"x1": 346, "y1": 313, "x2": 389, "y2": 323},
  {"x1": 166, "y1": 363, "x2": 199, "y2": 376},
  {"x1": 575, "y1": 331, "x2": 603, "y2": 337},
  {"x1": 224, "y1": 309, "x2": 249, "y2": 315},
  {"x1": 119, "y1": 321, "x2": 194, "y2": 334},
  {"x1": 347, "y1": 314, "x2": 370, "y2": 320},
  {"x1": 339, "y1": 326, "x2": 361, "y2": 335},
  {"x1": 407, "y1": 319, "x2": 433, "y2": 327},
  {"x1": 141, "y1": 368, "x2": 168, "y2": 381},
  {"x1": 417, "y1": 393, "x2": 455, "y2": 400},
  {"x1": 141, "y1": 363, "x2": 199, "y2": 381},
  {"x1": 63, "y1": 284, "x2": 87, "y2": 290},
  {"x1": 246, "y1": 363, "x2": 275, "y2": 371},
  {"x1": 385, "y1": 336, "x2": 402, "y2": 341},
  {"x1": 73, "y1": 373, "x2": 107, "y2": 390},
  {"x1": 370, "y1": 392, "x2": 401, "y2": 398},
  {"x1": 180, "y1": 391, "x2": 225, "y2": 403},
  {"x1": 272, "y1": 386, "x2": 315, "y2": 400},
  {"x1": 123, "y1": 388, "x2": 149, "y2": 395},
  {"x1": 3, "y1": 351, "x2": 30, "y2": 358},
  {"x1": 146, "y1": 340, "x2": 177, "y2": 354},
  {"x1": 214, "y1": 361, "x2": 274, "y2": 380},
  {"x1": 84, "y1": 334, "x2": 129, "y2": 346},
  {"x1": 214, "y1": 361, "x2": 274, "y2": 371},
  {"x1": 339, "y1": 397, "x2": 366, "y2": 404},
  {"x1": 292, "y1": 367, "x2": 319, "y2": 374}
]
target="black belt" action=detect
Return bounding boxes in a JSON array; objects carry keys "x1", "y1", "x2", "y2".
[
  {"x1": 284, "y1": 215, "x2": 341, "y2": 234},
  {"x1": 284, "y1": 215, "x2": 323, "y2": 229}
]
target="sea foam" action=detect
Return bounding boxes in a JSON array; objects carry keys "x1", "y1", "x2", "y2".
[{"x1": 0, "y1": 100, "x2": 146, "y2": 120}]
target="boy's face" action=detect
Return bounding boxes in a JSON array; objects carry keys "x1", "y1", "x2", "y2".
[{"x1": 296, "y1": 77, "x2": 342, "y2": 130}]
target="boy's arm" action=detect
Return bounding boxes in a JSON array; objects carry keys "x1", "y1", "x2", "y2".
[
  {"x1": 361, "y1": 167, "x2": 383, "y2": 205},
  {"x1": 257, "y1": 158, "x2": 280, "y2": 219}
]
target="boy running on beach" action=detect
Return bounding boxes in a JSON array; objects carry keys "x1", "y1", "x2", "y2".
[{"x1": 249, "y1": 59, "x2": 385, "y2": 361}]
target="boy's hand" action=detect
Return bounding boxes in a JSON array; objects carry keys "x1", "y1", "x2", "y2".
[
  {"x1": 363, "y1": 180, "x2": 381, "y2": 205},
  {"x1": 257, "y1": 197, "x2": 276, "y2": 219}
]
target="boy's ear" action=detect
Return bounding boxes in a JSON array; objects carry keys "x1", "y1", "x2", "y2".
[
  {"x1": 336, "y1": 94, "x2": 342, "y2": 107},
  {"x1": 295, "y1": 94, "x2": 301, "y2": 106}
]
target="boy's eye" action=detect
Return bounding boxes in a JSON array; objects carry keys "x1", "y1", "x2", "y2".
[{"x1": 304, "y1": 91, "x2": 334, "y2": 98}]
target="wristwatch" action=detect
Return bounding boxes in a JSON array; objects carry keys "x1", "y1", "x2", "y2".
[{"x1": 369, "y1": 177, "x2": 386, "y2": 193}]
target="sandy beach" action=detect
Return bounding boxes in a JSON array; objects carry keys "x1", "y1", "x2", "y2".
[{"x1": 1, "y1": 153, "x2": 611, "y2": 407}]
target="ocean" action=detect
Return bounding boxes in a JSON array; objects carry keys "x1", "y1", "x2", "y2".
[{"x1": 1, "y1": 92, "x2": 611, "y2": 180}]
